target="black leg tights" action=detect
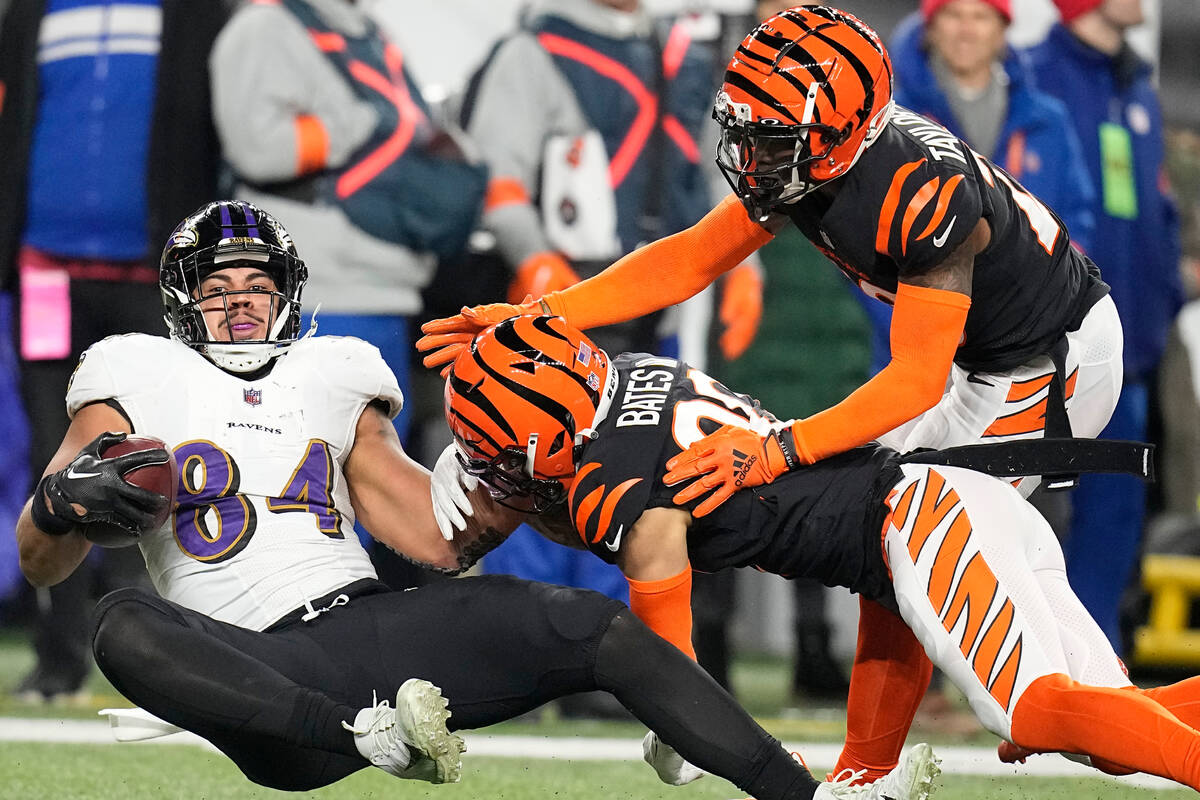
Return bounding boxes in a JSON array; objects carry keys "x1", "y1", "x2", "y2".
[
  {"x1": 91, "y1": 589, "x2": 363, "y2": 790},
  {"x1": 594, "y1": 610, "x2": 818, "y2": 800}
]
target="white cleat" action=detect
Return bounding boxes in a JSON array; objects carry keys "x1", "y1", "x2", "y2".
[
  {"x1": 643, "y1": 730, "x2": 706, "y2": 785},
  {"x1": 814, "y1": 743, "x2": 941, "y2": 800},
  {"x1": 343, "y1": 678, "x2": 465, "y2": 783}
]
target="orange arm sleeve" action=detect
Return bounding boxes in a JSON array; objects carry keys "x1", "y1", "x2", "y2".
[
  {"x1": 626, "y1": 567, "x2": 697, "y2": 660},
  {"x1": 542, "y1": 195, "x2": 773, "y2": 330},
  {"x1": 790, "y1": 283, "x2": 971, "y2": 463}
]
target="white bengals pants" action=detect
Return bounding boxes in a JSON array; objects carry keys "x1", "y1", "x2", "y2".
[
  {"x1": 882, "y1": 463, "x2": 1131, "y2": 741},
  {"x1": 877, "y1": 295, "x2": 1123, "y2": 494}
]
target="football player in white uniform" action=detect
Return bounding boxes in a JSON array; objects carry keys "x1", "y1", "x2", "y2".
[{"x1": 16, "y1": 201, "x2": 939, "y2": 800}]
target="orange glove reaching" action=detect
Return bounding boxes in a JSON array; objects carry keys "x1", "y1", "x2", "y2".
[
  {"x1": 664, "y1": 424, "x2": 800, "y2": 517},
  {"x1": 416, "y1": 294, "x2": 566, "y2": 375},
  {"x1": 506, "y1": 251, "x2": 580, "y2": 304},
  {"x1": 417, "y1": 254, "x2": 577, "y2": 375},
  {"x1": 718, "y1": 261, "x2": 763, "y2": 361}
]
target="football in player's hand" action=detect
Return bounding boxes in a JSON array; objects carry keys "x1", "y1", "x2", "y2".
[{"x1": 85, "y1": 435, "x2": 177, "y2": 548}]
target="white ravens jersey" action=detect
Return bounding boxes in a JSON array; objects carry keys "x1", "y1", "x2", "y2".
[{"x1": 67, "y1": 333, "x2": 403, "y2": 630}]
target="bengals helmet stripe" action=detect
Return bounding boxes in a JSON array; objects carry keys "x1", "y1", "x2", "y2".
[
  {"x1": 723, "y1": 70, "x2": 802, "y2": 124},
  {"x1": 445, "y1": 371, "x2": 516, "y2": 454}
]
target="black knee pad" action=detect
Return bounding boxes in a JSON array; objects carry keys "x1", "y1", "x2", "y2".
[
  {"x1": 91, "y1": 587, "x2": 181, "y2": 669},
  {"x1": 532, "y1": 580, "x2": 626, "y2": 645}
]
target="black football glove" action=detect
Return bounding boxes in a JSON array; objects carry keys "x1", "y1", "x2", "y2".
[{"x1": 31, "y1": 431, "x2": 171, "y2": 536}]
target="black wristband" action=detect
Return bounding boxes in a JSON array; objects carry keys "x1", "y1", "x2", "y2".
[
  {"x1": 30, "y1": 476, "x2": 75, "y2": 536},
  {"x1": 773, "y1": 428, "x2": 800, "y2": 472}
]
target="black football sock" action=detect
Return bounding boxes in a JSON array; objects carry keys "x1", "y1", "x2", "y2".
[{"x1": 593, "y1": 610, "x2": 818, "y2": 799}]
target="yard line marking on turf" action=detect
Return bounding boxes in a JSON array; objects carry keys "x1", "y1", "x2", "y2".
[{"x1": 0, "y1": 718, "x2": 1176, "y2": 791}]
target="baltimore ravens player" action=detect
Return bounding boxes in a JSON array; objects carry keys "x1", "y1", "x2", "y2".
[
  {"x1": 439, "y1": 315, "x2": 1200, "y2": 792},
  {"x1": 15, "y1": 201, "x2": 938, "y2": 800},
  {"x1": 418, "y1": 4, "x2": 1123, "y2": 782}
]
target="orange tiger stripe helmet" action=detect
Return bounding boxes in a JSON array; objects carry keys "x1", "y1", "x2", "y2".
[
  {"x1": 714, "y1": 5, "x2": 894, "y2": 217},
  {"x1": 444, "y1": 315, "x2": 613, "y2": 513}
]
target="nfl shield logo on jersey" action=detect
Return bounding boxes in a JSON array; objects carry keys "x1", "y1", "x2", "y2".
[{"x1": 243, "y1": 387, "x2": 263, "y2": 407}]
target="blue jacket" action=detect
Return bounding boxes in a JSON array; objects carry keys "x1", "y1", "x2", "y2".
[
  {"x1": 890, "y1": 13, "x2": 1096, "y2": 251},
  {"x1": 1026, "y1": 24, "x2": 1182, "y2": 380}
]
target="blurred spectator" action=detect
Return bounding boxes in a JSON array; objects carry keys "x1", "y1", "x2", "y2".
[
  {"x1": 1026, "y1": 0, "x2": 1184, "y2": 650},
  {"x1": 0, "y1": 0, "x2": 232, "y2": 701},
  {"x1": 456, "y1": 0, "x2": 761, "y2": 711},
  {"x1": 209, "y1": 0, "x2": 486, "y2": 446},
  {"x1": 893, "y1": 0, "x2": 1095, "y2": 248}
]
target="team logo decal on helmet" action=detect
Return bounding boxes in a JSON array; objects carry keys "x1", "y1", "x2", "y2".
[
  {"x1": 444, "y1": 316, "x2": 616, "y2": 513},
  {"x1": 714, "y1": 5, "x2": 894, "y2": 217},
  {"x1": 160, "y1": 200, "x2": 308, "y2": 373}
]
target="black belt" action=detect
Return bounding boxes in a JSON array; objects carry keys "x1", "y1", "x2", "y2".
[
  {"x1": 899, "y1": 438, "x2": 1155, "y2": 483},
  {"x1": 265, "y1": 578, "x2": 390, "y2": 632}
]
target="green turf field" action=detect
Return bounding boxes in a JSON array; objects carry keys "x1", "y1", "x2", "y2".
[
  {"x1": 0, "y1": 631, "x2": 1189, "y2": 798},
  {"x1": 0, "y1": 744, "x2": 1189, "y2": 800}
]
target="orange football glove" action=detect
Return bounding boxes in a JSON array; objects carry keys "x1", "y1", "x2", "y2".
[
  {"x1": 416, "y1": 294, "x2": 567, "y2": 375},
  {"x1": 663, "y1": 424, "x2": 800, "y2": 517},
  {"x1": 718, "y1": 261, "x2": 763, "y2": 361},
  {"x1": 506, "y1": 251, "x2": 580, "y2": 304}
]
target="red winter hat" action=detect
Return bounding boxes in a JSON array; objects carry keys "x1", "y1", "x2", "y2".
[
  {"x1": 921, "y1": 0, "x2": 1012, "y2": 23},
  {"x1": 1053, "y1": 0, "x2": 1103, "y2": 23}
]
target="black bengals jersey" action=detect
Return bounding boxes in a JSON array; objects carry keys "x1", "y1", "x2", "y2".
[
  {"x1": 781, "y1": 106, "x2": 1108, "y2": 373},
  {"x1": 565, "y1": 353, "x2": 903, "y2": 606}
]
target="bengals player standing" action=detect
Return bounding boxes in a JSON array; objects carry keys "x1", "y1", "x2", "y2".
[
  {"x1": 440, "y1": 316, "x2": 1200, "y2": 793},
  {"x1": 419, "y1": 6, "x2": 1123, "y2": 782}
]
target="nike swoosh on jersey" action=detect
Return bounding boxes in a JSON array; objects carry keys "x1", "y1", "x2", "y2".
[
  {"x1": 932, "y1": 215, "x2": 958, "y2": 248},
  {"x1": 966, "y1": 372, "x2": 993, "y2": 387},
  {"x1": 605, "y1": 524, "x2": 625, "y2": 552},
  {"x1": 66, "y1": 466, "x2": 102, "y2": 479}
]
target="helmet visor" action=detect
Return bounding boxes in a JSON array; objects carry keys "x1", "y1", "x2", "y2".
[
  {"x1": 715, "y1": 117, "x2": 842, "y2": 213},
  {"x1": 456, "y1": 449, "x2": 567, "y2": 514}
]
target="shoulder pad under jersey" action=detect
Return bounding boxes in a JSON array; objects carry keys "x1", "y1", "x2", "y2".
[
  {"x1": 288, "y1": 335, "x2": 404, "y2": 419},
  {"x1": 844, "y1": 110, "x2": 984, "y2": 275},
  {"x1": 66, "y1": 334, "x2": 188, "y2": 418}
]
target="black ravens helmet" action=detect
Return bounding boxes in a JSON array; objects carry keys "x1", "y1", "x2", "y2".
[{"x1": 160, "y1": 201, "x2": 308, "y2": 372}]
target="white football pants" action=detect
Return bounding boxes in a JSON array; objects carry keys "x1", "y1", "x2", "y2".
[
  {"x1": 877, "y1": 294, "x2": 1123, "y2": 495},
  {"x1": 882, "y1": 463, "x2": 1132, "y2": 742}
]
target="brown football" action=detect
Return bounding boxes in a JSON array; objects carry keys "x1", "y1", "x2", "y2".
[{"x1": 84, "y1": 435, "x2": 178, "y2": 548}]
